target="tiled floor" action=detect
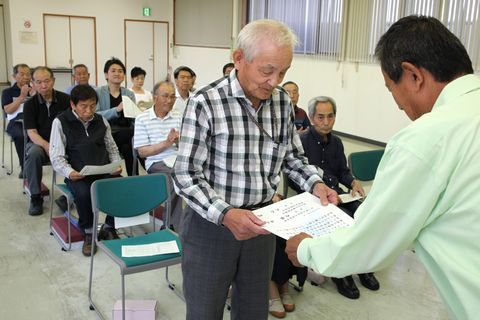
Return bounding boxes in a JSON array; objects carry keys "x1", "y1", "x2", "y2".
[{"x1": 0, "y1": 127, "x2": 449, "y2": 319}]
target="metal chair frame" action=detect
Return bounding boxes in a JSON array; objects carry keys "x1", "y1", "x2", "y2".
[{"x1": 88, "y1": 174, "x2": 184, "y2": 320}]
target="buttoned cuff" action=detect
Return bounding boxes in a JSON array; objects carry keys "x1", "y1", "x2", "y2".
[{"x1": 208, "y1": 199, "x2": 233, "y2": 225}]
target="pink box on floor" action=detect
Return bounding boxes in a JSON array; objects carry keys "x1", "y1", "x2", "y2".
[{"x1": 112, "y1": 300, "x2": 157, "y2": 320}]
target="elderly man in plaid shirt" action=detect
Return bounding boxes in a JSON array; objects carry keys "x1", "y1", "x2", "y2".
[{"x1": 173, "y1": 19, "x2": 338, "y2": 320}]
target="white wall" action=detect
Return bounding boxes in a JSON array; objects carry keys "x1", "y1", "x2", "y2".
[
  {"x1": 5, "y1": 0, "x2": 172, "y2": 87},
  {"x1": 3, "y1": 0, "x2": 410, "y2": 143},
  {"x1": 286, "y1": 57, "x2": 411, "y2": 143}
]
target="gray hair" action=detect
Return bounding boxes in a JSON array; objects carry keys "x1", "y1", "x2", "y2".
[
  {"x1": 152, "y1": 80, "x2": 175, "y2": 96},
  {"x1": 236, "y1": 19, "x2": 298, "y2": 61},
  {"x1": 307, "y1": 96, "x2": 337, "y2": 118}
]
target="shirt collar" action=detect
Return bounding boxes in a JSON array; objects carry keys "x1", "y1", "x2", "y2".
[
  {"x1": 228, "y1": 71, "x2": 274, "y2": 108},
  {"x1": 433, "y1": 74, "x2": 480, "y2": 111},
  {"x1": 149, "y1": 106, "x2": 173, "y2": 120},
  {"x1": 309, "y1": 126, "x2": 332, "y2": 144},
  {"x1": 36, "y1": 90, "x2": 57, "y2": 104},
  {"x1": 72, "y1": 109, "x2": 94, "y2": 124}
]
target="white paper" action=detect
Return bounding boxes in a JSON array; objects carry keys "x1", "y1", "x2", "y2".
[
  {"x1": 121, "y1": 240, "x2": 180, "y2": 257},
  {"x1": 339, "y1": 193, "x2": 363, "y2": 203},
  {"x1": 162, "y1": 154, "x2": 177, "y2": 168},
  {"x1": 253, "y1": 192, "x2": 354, "y2": 240},
  {"x1": 114, "y1": 212, "x2": 150, "y2": 229},
  {"x1": 122, "y1": 96, "x2": 143, "y2": 118},
  {"x1": 79, "y1": 160, "x2": 122, "y2": 176},
  {"x1": 7, "y1": 97, "x2": 23, "y2": 121}
]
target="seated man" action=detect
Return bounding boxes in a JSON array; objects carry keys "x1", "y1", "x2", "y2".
[
  {"x1": 133, "y1": 81, "x2": 182, "y2": 230},
  {"x1": 222, "y1": 62, "x2": 234, "y2": 77},
  {"x1": 96, "y1": 57, "x2": 137, "y2": 176},
  {"x1": 282, "y1": 81, "x2": 310, "y2": 134},
  {"x1": 171, "y1": 66, "x2": 195, "y2": 117},
  {"x1": 290, "y1": 95, "x2": 380, "y2": 299},
  {"x1": 23, "y1": 66, "x2": 70, "y2": 216},
  {"x1": 65, "y1": 64, "x2": 96, "y2": 95},
  {"x1": 1, "y1": 63, "x2": 34, "y2": 178},
  {"x1": 50, "y1": 85, "x2": 123, "y2": 256}
]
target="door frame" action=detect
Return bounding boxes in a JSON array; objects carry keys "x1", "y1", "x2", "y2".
[
  {"x1": 43, "y1": 13, "x2": 98, "y2": 85},
  {"x1": 124, "y1": 19, "x2": 169, "y2": 89}
]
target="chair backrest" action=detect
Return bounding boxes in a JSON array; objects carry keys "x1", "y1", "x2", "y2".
[
  {"x1": 91, "y1": 173, "x2": 169, "y2": 218},
  {"x1": 348, "y1": 149, "x2": 384, "y2": 181}
]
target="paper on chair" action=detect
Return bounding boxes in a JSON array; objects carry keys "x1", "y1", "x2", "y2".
[
  {"x1": 114, "y1": 212, "x2": 150, "y2": 229},
  {"x1": 122, "y1": 96, "x2": 143, "y2": 118},
  {"x1": 253, "y1": 192, "x2": 354, "y2": 240},
  {"x1": 79, "y1": 160, "x2": 122, "y2": 176},
  {"x1": 162, "y1": 155, "x2": 177, "y2": 168},
  {"x1": 121, "y1": 240, "x2": 180, "y2": 257},
  {"x1": 338, "y1": 193, "x2": 363, "y2": 203}
]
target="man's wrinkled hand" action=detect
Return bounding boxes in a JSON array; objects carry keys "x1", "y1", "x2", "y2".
[{"x1": 222, "y1": 208, "x2": 270, "y2": 241}]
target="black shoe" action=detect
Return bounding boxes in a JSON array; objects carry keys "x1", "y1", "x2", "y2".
[
  {"x1": 358, "y1": 273, "x2": 380, "y2": 291},
  {"x1": 82, "y1": 234, "x2": 97, "y2": 257},
  {"x1": 98, "y1": 224, "x2": 120, "y2": 240},
  {"x1": 332, "y1": 276, "x2": 360, "y2": 299},
  {"x1": 55, "y1": 195, "x2": 68, "y2": 212},
  {"x1": 18, "y1": 169, "x2": 24, "y2": 179},
  {"x1": 28, "y1": 196, "x2": 43, "y2": 216}
]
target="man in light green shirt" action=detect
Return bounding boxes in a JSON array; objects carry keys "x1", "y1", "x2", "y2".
[{"x1": 286, "y1": 16, "x2": 480, "y2": 319}]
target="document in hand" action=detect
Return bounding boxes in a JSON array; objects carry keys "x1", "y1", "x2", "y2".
[
  {"x1": 79, "y1": 160, "x2": 122, "y2": 176},
  {"x1": 253, "y1": 192, "x2": 354, "y2": 240},
  {"x1": 122, "y1": 96, "x2": 143, "y2": 118}
]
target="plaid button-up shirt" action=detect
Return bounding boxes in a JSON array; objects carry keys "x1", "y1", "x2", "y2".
[{"x1": 173, "y1": 72, "x2": 322, "y2": 224}]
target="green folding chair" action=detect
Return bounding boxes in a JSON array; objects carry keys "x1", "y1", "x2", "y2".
[
  {"x1": 347, "y1": 149, "x2": 385, "y2": 182},
  {"x1": 88, "y1": 173, "x2": 183, "y2": 320}
]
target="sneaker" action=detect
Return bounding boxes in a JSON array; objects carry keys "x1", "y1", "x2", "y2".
[
  {"x1": 269, "y1": 298, "x2": 286, "y2": 318},
  {"x1": 55, "y1": 195, "x2": 68, "y2": 212},
  {"x1": 82, "y1": 234, "x2": 97, "y2": 257},
  {"x1": 28, "y1": 196, "x2": 43, "y2": 216},
  {"x1": 280, "y1": 292, "x2": 295, "y2": 312},
  {"x1": 98, "y1": 224, "x2": 120, "y2": 240}
]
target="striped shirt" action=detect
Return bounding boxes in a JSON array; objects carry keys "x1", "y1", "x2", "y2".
[
  {"x1": 172, "y1": 72, "x2": 322, "y2": 225},
  {"x1": 133, "y1": 107, "x2": 181, "y2": 170}
]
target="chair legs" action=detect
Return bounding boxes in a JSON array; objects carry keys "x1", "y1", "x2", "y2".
[
  {"x1": 166, "y1": 266, "x2": 185, "y2": 301},
  {"x1": 1, "y1": 132, "x2": 13, "y2": 175}
]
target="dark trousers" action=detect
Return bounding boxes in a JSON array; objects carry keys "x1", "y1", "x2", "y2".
[
  {"x1": 24, "y1": 142, "x2": 49, "y2": 196},
  {"x1": 7, "y1": 120, "x2": 24, "y2": 168},
  {"x1": 112, "y1": 128, "x2": 135, "y2": 176},
  {"x1": 181, "y1": 208, "x2": 275, "y2": 320},
  {"x1": 66, "y1": 175, "x2": 115, "y2": 232},
  {"x1": 271, "y1": 236, "x2": 308, "y2": 287}
]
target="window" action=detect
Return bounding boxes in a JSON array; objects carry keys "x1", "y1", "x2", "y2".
[
  {"x1": 248, "y1": 0, "x2": 480, "y2": 70},
  {"x1": 248, "y1": 0, "x2": 344, "y2": 60}
]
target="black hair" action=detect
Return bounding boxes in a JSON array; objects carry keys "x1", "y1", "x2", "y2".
[
  {"x1": 32, "y1": 66, "x2": 54, "y2": 80},
  {"x1": 222, "y1": 63, "x2": 234, "y2": 75},
  {"x1": 174, "y1": 66, "x2": 195, "y2": 79},
  {"x1": 131, "y1": 66, "x2": 146, "y2": 78},
  {"x1": 103, "y1": 57, "x2": 126, "y2": 74},
  {"x1": 13, "y1": 63, "x2": 30, "y2": 75},
  {"x1": 70, "y1": 84, "x2": 98, "y2": 105},
  {"x1": 282, "y1": 81, "x2": 298, "y2": 89},
  {"x1": 375, "y1": 15, "x2": 473, "y2": 83}
]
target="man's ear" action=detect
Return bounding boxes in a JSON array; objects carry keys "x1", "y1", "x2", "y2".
[
  {"x1": 232, "y1": 49, "x2": 244, "y2": 68},
  {"x1": 401, "y1": 62, "x2": 424, "y2": 92}
]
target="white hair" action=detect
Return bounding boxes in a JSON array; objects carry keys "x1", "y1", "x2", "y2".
[{"x1": 236, "y1": 19, "x2": 298, "y2": 61}]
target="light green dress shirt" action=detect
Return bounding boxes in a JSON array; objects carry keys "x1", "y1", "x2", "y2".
[{"x1": 298, "y1": 74, "x2": 480, "y2": 319}]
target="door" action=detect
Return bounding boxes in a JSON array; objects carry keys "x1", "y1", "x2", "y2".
[
  {"x1": 0, "y1": 5, "x2": 9, "y2": 84},
  {"x1": 125, "y1": 20, "x2": 169, "y2": 92},
  {"x1": 43, "y1": 14, "x2": 97, "y2": 87}
]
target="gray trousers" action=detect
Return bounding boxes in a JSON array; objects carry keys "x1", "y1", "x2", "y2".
[
  {"x1": 147, "y1": 161, "x2": 183, "y2": 230},
  {"x1": 24, "y1": 142, "x2": 49, "y2": 196},
  {"x1": 181, "y1": 207, "x2": 275, "y2": 320}
]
